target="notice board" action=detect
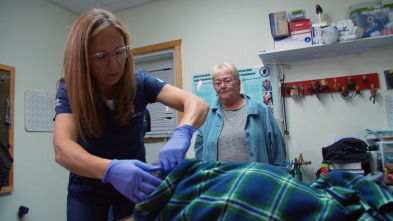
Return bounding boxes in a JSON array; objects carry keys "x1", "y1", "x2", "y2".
[{"x1": 192, "y1": 65, "x2": 276, "y2": 112}]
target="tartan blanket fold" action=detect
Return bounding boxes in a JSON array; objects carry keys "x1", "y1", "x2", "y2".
[{"x1": 133, "y1": 159, "x2": 393, "y2": 221}]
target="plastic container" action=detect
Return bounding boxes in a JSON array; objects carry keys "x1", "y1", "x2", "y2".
[
  {"x1": 349, "y1": 1, "x2": 393, "y2": 37},
  {"x1": 321, "y1": 161, "x2": 330, "y2": 176},
  {"x1": 379, "y1": 141, "x2": 393, "y2": 170}
]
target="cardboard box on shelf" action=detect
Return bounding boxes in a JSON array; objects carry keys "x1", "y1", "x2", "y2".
[
  {"x1": 288, "y1": 9, "x2": 306, "y2": 21},
  {"x1": 274, "y1": 19, "x2": 312, "y2": 50},
  {"x1": 274, "y1": 33, "x2": 312, "y2": 50},
  {"x1": 312, "y1": 26, "x2": 323, "y2": 45},
  {"x1": 269, "y1": 11, "x2": 289, "y2": 38},
  {"x1": 289, "y1": 19, "x2": 312, "y2": 35}
]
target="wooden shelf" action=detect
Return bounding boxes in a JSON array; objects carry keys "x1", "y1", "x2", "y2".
[{"x1": 258, "y1": 35, "x2": 393, "y2": 64}]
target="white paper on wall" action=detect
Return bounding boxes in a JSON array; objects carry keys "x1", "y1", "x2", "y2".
[
  {"x1": 386, "y1": 94, "x2": 393, "y2": 128},
  {"x1": 25, "y1": 90, "x2": 56, "y2": 132}
]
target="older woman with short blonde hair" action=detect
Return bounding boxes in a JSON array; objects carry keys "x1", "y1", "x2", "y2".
[{"x1": 195, "y1": 62, "x2": 286, "y2": 169}]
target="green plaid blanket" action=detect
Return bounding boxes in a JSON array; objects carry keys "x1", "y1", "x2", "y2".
[{"x1": 133, "y1": 159, "x2": 393, "y2": 221}]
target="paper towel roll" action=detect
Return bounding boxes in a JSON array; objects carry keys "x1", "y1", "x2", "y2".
[{"x1": 370, "y1": 151, "x2": 379, "y2": 172}]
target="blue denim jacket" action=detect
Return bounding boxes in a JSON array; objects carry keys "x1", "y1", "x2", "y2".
[{"x1": 194, "y1": 95, "x2": 287, "y2": 169}]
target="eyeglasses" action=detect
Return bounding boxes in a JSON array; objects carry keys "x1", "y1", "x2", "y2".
[
  {"x1": 213, "y1": 78, "x2": 236, "y2": 87},
  {"x1": 90, "y1": 46, "x2": 130, "y2": 66}
]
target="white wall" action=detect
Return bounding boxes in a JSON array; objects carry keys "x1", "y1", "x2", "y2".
[
  {"x1": 0, "y1": 0, "x2": 76, "y2": 220},
  {"x1": 0, "y1": 0, "x2": 392, "y2": 220},
  {"x1": 117, "y1": 0, "x2": 393, "y2": 182}
]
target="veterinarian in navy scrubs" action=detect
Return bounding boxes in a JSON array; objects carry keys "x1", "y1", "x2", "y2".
[{"x1": 53, "y1": 8, "x2": 209, "y2": 221}]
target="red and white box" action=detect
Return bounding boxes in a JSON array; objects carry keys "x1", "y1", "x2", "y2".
[
  {"x1": 274, "y1": 19, "x2": 313, "y2": 50},
  {"x1": 289, "y1": 19, "x2": 312, "y2": 35}
]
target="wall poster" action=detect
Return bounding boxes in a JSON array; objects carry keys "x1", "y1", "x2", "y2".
[{"x1": 192, "y1": 65, "x2": 275, "y2": 113}]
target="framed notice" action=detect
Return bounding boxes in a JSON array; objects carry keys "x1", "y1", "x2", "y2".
[{"x1": 192, "y1": 65, "x2": 275, "y2": 112}]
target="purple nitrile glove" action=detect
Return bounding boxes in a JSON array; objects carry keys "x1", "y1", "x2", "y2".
[
  {"x1": 102, "y1": 159, "x2": 162, "y2": 203},
  {"x1": 157, "y1": 124, "x2": 196, "y2": 174}
]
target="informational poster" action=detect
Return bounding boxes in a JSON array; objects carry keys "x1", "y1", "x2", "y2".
[
  {"x1": 384, "y1": 69, "x2": 393, "y2": 90},
  {"x1": 386, "y1": 94, "x2": 393, "y2": 128},
  {"x1": 192, "y1": 65, "x2": 275, "y2": 112}
]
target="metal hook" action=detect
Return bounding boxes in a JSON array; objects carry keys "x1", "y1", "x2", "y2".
[{"x1": 0, "y1": 75, "x2": 9, "y2": 83}]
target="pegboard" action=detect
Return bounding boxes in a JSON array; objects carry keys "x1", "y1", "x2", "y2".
[
  {"x1": 25, "y1": 90, "x2": 56, "y2": 132},
  {"x1": 282, "y1": 73, "x2": 379, "y2": 97},
  {"x1": 0, "y1": 64, "x2": 14, "y2": 193}
]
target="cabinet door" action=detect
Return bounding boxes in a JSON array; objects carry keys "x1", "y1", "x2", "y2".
[{"x1": 0, "y1": 64, "x2": 14, "y2": 193}]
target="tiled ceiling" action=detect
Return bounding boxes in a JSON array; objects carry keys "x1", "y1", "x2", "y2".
[{"x1": 48, "y1": 0, "x2": 157, "y2": 15}]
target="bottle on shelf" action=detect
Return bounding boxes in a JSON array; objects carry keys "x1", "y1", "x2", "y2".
[
  {"x1": 292, "y1": 158, "x2": 302, "y2": 181},
  {"x1": 385, "y1": 164, "x2": 388, "y2": 182},
  {"x1": 321, "y1": 160, "x2": 330, "y2": 176}
]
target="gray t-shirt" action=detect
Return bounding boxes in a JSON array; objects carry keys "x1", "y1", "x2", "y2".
[{"x1": 218, "y1": 105, "x2": 249, "y2": 162}]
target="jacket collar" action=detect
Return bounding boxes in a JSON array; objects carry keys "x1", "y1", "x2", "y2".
[{"x1": 212, "y1": 94, "x2": 258, "y2": 115}]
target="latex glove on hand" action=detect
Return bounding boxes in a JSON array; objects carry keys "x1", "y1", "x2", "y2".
[
  {"x1": 158, "y1": 124, "x2": 196, "y2": 174},
  {"x1": 102, "y1": 159, "x2": 162, "y2": 204}
]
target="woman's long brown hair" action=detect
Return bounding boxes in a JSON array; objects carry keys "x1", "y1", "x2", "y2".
[{"x1": 62, "y1": 8, "x2": 136, "y2": 141}]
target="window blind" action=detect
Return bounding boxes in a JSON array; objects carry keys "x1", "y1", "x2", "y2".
[{"x1": 145, "y1": 68, "x2": 177, "y2": 138}]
